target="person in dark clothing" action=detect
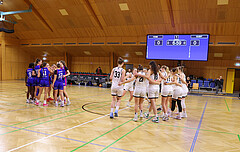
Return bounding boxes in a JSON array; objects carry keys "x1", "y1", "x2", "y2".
[
  {"x1": 215, "y1": 76, "x2": 224, "y2": 95},
  {"x1": 96, "y1": 67, "x2": 102, "y2": 75},
  {"x1": 186, "y1": 77, "x2": 191, "y2": 91}
]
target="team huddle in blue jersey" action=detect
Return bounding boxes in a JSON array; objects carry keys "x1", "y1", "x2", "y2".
[{"x1": 25, "y1": 59, "x2": 71, "y2": 107}]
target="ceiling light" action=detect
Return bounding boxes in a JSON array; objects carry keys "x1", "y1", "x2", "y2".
[
  {"x1": 84, "y1": 51, "x2": 91, "y2": 55},
  {"x1": 214, "y1": 53, "x2": 223, "y2": 57},
  {"x1": 43, "y1": 53, "x2": 47, "y2": 57},
  {"x1": 119, "y1": 3, "x2": 129, "y2": 11},
  {"x1": 235, "y1": 63, "x2": 240, "y2": 66},
  {"x1": 217, "y1": 0, "x2": 228, "y2": 5},
  {"x1": 59, "y1": 9, "x2": 69, "y2": 16},
  {"x1": 236, "y1": 56, "x2": 240, "y2": 60},
  {"x1": 43, "y1": 57, "x2": 47, "y2": 60},
  {"x1": 0, "y1": 0, "x2": 3, "y2": 5},
  {"x1": 13, "y1": 14, "x2": 22, "y2": 20},
  {"x1": 135, "y1": 52, "x2": 143, "y2": 56},
  {"x1": 124, "y1": 59, "x2": 128, "y2": 62}
]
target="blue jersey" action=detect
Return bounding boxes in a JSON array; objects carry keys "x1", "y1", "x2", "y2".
[
  {"x1": 40, "y1": 67, "x2": 50, "y2": 80},
  {"x1": 35, "y1": 65, "x2": 41, "y2": 77},
  {"x1": 54, "y1": 69, "x2": 64, "y2": 82},
  {"x1": 26, "y1": 68, "x2": 33, "y2": 79}
]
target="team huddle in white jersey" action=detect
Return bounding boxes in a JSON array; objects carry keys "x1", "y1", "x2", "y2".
[{"x1": 109, "y1": 57, "x2": 188, "y2": 123}]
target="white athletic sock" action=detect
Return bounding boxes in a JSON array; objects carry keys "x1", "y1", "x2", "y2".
[
  {"x1": 155, "y1": 114, "x2": 158, "y2": 117},
  {"x1": 64, "y1": 97, "x2": 66, "y2": 101},
  {"x1": 116, "y1": 106, "x2": 119, "y2": 111},
  {"x1": 135, "y1": 113, "x2": 138, "y2": 117},
  {"x1": 67, "y1": 98, "x2": 70, "y2": 102},
  {"x1": 61, "y1": 100, "x2": 64, "y2": 104},
  {"x1": 48, "y1": 96, "x2": 51, "y2": 98},
  {"x1": 181, "y1": 98, "x2": 186, "y2": 109},
  {"x1": 140, "y1": 110, "x2": 143, "y2": 115},
  {"x1": 44, "y1": 100, "x2": 46, "y2": 104},
  {"x1": 36, "y1": 100, "x2": 39, "y2": 103},
  {"x1": 111, "y1": 108, "x2": 114, "y2": 113}
]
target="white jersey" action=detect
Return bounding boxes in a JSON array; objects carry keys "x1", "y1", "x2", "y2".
[
  {"x1": 135, "y1": 71, "x2": 147, "y2": 88},
  {"x1": 180, "y1": 73, "x2": 188, "y2": 97},
  {"x1": 133, "y1": 71, "x2": 147, "y2": 98},
  {"x1": 125, "y1": 72, "x2": 134, "y2": 86},
  {"x1": 111, "y1": 67, "x2": 124, "y2": 88},
  {"x1": 148, "y1": 73, "x2": 160, "y2": 98},
  {"x1": 149, "y1": 73, "x2": 159, "y2": 88}
]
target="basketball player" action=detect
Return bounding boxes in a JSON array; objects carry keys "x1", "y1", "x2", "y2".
[
  {"x1": 34, "y1": 59, "x2": 42, "y2": 104},
  {"x1": 122, "y1": 69, "x2": 134, "y2": 107},
  {"x1": 36, "y1": 62, "x2": 52, "y2": 106},
  {"x1": 157, "y1": 66, "x2": 168, "y2": 111},
  {"x1": 59, "y1": 60, "x2": 71, "y2": 106},
  {"x1": 53, "y1": 63, "x2": 65, "y2": 107},
  {"x1": 171, "y1": 68, "x2": 183, "y2": 120},
  {"x1": 178, "y1": 66, "x2": 188, "y2": 118},
  {"x1": 136, "y1": 62, "x2": 161, "y2": 123},
  {"x1": 25, "y1": 63, "x2": 35, "y2": 104},
  {"x1": 120, "y1": 65, "x2": 147, "y2": 122},
  {"x1": 46, "y1": 63, "x2": 54, "y2": 102},
  {"x1": 161, "y1": 65, "x2": 173, "y2": 121},
  {"x1": 109, "y1": 57, "x2": 126, "y2": 119}
]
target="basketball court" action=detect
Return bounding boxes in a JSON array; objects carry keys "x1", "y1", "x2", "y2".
[{"x1": 0, "y1": 0, "x2": 240, "y2": 152}]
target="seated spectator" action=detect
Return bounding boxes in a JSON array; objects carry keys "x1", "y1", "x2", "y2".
[
  {"x1": 215, "y1": 76, "x2": 224, "y2": 95},
  {"x1": 96, "y1": 67, "x2": 102, "y2": 75}
]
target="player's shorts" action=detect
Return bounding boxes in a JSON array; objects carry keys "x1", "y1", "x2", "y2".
[
  {"x1": 161, "y1": 85, "x2": 173, "y2": 97},
  {"x1": 148, "y1": 85, "x2": 159, "y2": 99},
  {"x1": 182, "y1": 84, "x2": 188, "y2": 97},
  {"x1": 35, "y1": 77, "x2": 40, "y2": 86},
  {"x1": 172, "y1": 86, "x2": 183, "y2": 99},
  {"x1": 111, "y1": 86, "x2": 123, "y2": 97},
  {"x1": 123, "y1": 84, "x2": 133, "y2": 91},
  {"x1": 40, "y1": 79, "x2": 50, "y2": 87},
  {"x1": 133, "y1": 87, "x2": 146, "y2": 98},
  {"x1": 63, "y1": 78, "x2": 67, "y2": 87},
  {"x1": 26, "y1": 78, "x2": 34, "y2": 87},
  {"x1": 54, "y1": 81, "x2": 64, "y2": 90}
]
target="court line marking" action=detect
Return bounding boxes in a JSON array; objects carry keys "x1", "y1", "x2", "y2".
[
  {"x1": 0, "y1": 103, "x2": 110, "y2": 135},
  {"x1": 147, "y1": 122, "x2": 237, "y2": 136},
  {"x1": 0, "y1": 124, "x2": 133, "y2": 152},
  {"x1": 6, "y1": 107, "x2": 129, "y2": 152},
  {"x1": 224, "y1": 99, "x2": 230, "y2": 112},
  {"x1": 189, "y1": 101, "x2": 207, "y2": 152},
  {"x1": 99, "y1": 117, "x2": 152, "y2": 152},
  {"x1": 238, "y1": 134, "x2": 240, "y2": 141},
  {"x1": 0, "y1": 107, "x2": 35, "y2": 114},
  {"x1": 70, "y1": 119, "x2": 133, "y2": 151},
  {"x1": 0, "y1": 100, "x2": 109, "y2": 130}
]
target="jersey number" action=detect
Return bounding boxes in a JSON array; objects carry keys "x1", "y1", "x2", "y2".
[
  {"x1": 114, "y1": 71, "x2": 120, "y2": 78},
  {"x1": 43, "y1": 70, "x2": 47, "y2": 77},
  {"x1": 139, "y1": 77, "x2": 144, "y2": 82},
  {"x1": 28, "y1": 72, "x2": 32, "y2": 77}
]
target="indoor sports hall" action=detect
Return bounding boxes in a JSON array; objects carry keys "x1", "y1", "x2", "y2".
[{"x1": 0, "y1": 0, "x2": 239, "y2": 152}]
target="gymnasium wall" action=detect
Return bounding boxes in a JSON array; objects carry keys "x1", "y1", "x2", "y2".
[
  {"x1": 71, "y1": 57, "x2": 110, "y2": 74},
  {"x1": 3, "y1": 45, "x2": 33, "y2": 80}
]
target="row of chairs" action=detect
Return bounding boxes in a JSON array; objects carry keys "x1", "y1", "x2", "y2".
[
  {"x1": 67, "y1": 74, "x2": 109, "y2": 86},
  {"x1": 191, "y1": 79, "x2": 216, "y2": 90}
]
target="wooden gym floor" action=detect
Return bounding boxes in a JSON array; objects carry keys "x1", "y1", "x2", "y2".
[{"x1": 0, "y1": 81, "x2": 239, "y2": 152}]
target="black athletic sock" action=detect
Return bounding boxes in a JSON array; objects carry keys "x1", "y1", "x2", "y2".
[
  {"x1": 177, "y1": 99, "x2": 182, "y2": 112},
  {"x1": 171, "y1": 100, "x2": 176, "y2": 111}
]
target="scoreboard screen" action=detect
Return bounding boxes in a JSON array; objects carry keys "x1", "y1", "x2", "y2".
[{"x1": 146, "y1": 34, "x2": 209, "y2": 61}]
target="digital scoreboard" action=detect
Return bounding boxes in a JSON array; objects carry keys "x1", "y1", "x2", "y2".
[{"x1": 146, "y1": 34, "x2": 209, "y2": 61}]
